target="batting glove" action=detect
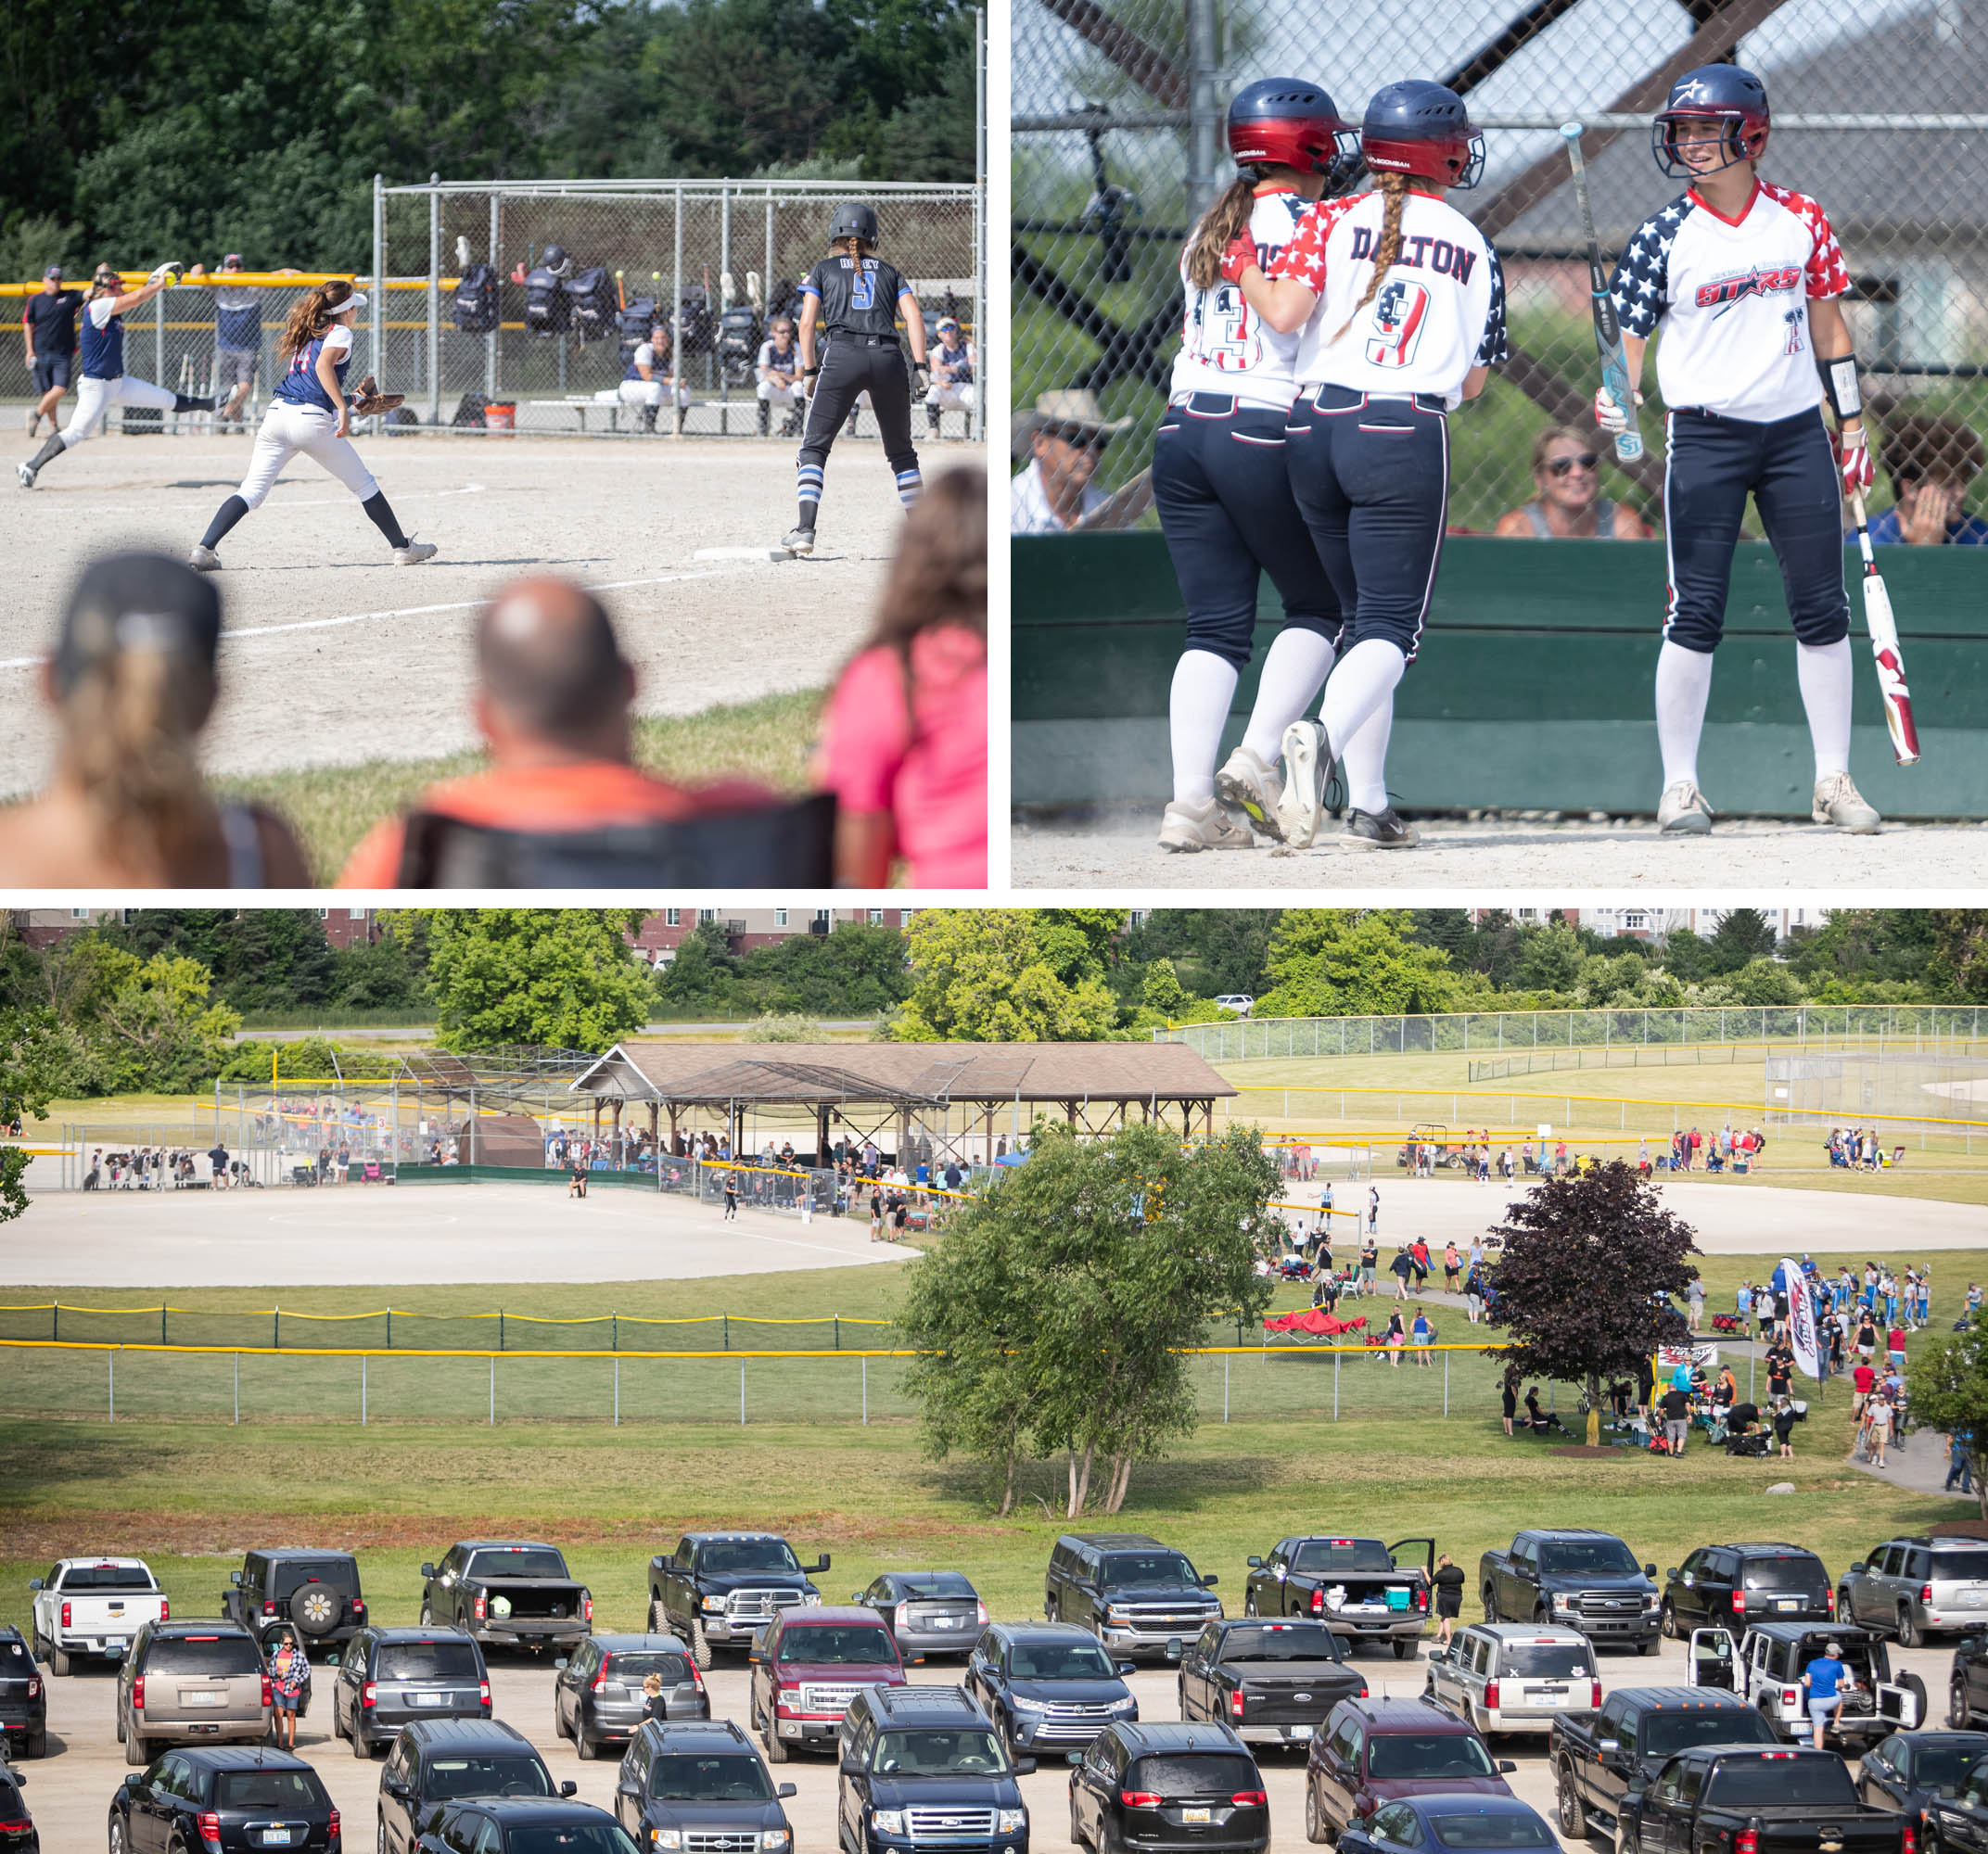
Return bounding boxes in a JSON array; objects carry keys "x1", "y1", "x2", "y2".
[
  {"x1": 1219, "y1": 235, "x2": 1260, "y2": 285},
  {"x1": 1836, "y1": 425, "x2": 1874, "y2": 498},
  {"x1": 1594, "y1": 384, "x2": 1643, "y2": 434}
]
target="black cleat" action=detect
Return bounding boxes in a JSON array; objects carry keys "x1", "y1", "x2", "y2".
[{"x1": 1346, "y1": 806, "x2": 1420, "y2": 848}]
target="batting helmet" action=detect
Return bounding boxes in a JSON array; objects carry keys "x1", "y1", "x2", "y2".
[
  {"x1": 829, "y1": 202, "x2": 880, "y2": 245},
  {"x1": 542, "y1": 243, "x2": 573, "y2": 277},
  {"x1": 1227, "y1": 78, "x2": 1363, "y2": 194},
  {"x1": 1651, "y1": 65, "x2": 1770, "y2": 178},
  {"x1": 1359, "y1": 81, "x2": 1485, "y2": 190},
  {"x1": 92, "y1": 262, "x2": 121, "y2": 291}
]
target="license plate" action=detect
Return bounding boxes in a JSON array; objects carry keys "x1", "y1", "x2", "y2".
[
  {"x1": 262, "y1": 1831, "x2": 293, "y2": 1848},
  {"x1": 1778, "y1": 1599, "x2": 1801, "y2": 1612},
  {"x1": 1183, "y1": 1809, "x2": 1212, "y2": 1823},
  {"x1": 414, "y1": 1691, "x2": 445, "y2": 1706},
  {"x1": 1288, "y1": 1724, "x2": 1313, "y2": 1739},
  {"x1": 930, "y1": 1617, "x2": 959, "y2": 1629},
  {"x1": 182, "y1": 1692, "x2": 225, "y2": 1706},
  {"x1": 1962, "y1": 1590, "x2": 1988, "y2": 1604}
]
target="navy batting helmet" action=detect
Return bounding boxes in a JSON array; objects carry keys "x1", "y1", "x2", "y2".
[
  {"x1": 1228, "y1": 78, "x2": 1363, "y2": 194},
  {"x1": 1652, "y1": 65, "x2": 1770, "y2": 178},
  {"x1": 829, "y1": 202, "x2": 880, "y2": 245},
  {"x1": 1360, "y1": 81, "x2": 1485, "y2": 190}
]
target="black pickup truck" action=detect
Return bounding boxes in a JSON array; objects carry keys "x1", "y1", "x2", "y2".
[
  {"x1": 648, "y1": 1533, "x2": 828, "y2": 1670},
  {"x1": 1480, "y1": 1530, "x2": 1661, "y2": 1652},
  {"x1": 1245, "y1": 1537, "x2": 1434, "y2": 1658},
  {"x1": 1171, "y1": 1619, "x2": 1366, "y2": 1750},
  {"x1": 417, "y1": 1542, "x2": 592, "y2": 1653},
  {"x1": 1617, "y1": 1746, "x2": 1910, "y2": 1854},
  {"x1": 1550, "y1": 1686, "x2": 1779, "y2": 1840}
]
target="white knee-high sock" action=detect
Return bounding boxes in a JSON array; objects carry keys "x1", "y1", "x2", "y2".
[
  {"x1": 1170, "y1": 649, "x2": 1240, "y2": 806},
  {"x1": 1341, "y1": 699, "x2": 1394, "y2": 814},
  {"x1": 1319, "y1": 638, "x2": 1406, "y2": 762},
  {"x1": 1239, "y1": 629, "x2": 1336, "y2": 766},
  {"x1": 1795, "y1": 637, "x2": 1854, "y2": 780},
  {"x1": 1654, "y1": 639, "x2": 1716, "y2": 789}
]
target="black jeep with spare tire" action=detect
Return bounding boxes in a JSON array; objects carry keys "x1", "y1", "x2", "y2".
[{"x1": 223, "y1": 1548, "x2": 367, "y2": 1656}]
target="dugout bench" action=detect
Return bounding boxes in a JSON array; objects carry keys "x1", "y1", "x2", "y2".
[{"x1": 520, "y1": 397, "x2": 971, "y2": 437}]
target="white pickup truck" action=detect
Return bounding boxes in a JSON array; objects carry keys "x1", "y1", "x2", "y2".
[{"x1": 28, "y1": 1558, "x2": 168, "y2": 1673}]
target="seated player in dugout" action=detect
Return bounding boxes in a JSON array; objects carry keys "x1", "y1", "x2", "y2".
[
  {"x1": 757, "y1": 313, "x2": 804, "y2": 436},
  {"x1": 1494, "y1": 424, "x2": 1652, "y2": 539},
  {"x1": 594, "y1": 320, "x2": 689, "y2": 431},
  {"x1": 924, "y1": 313, "x2": 976, "y2": 432},
  {"x1": 1869, "y1": 413, "x2": 1988, "y2": 544}
]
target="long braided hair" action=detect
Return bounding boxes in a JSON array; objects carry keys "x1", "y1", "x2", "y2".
[{"x1": 1332, "y1": 171, "x2": 1408, "y2": 344}]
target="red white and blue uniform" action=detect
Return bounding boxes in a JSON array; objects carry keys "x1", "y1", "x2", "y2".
[
  {"x1": 53, "y1": 295, "x2": 184, "y2": 447},
  {"x1": 1612, "y1": 181, "x2": 1852, "y2": 650},
  {"x1": 237, "y1": 321, "x2": 379, "y2": 510},
  {"x1": 1152, "y1": 188, "x2": 1340, "y2": 669}
]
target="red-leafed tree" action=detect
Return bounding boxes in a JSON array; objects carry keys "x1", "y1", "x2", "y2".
[{"x1": 1484, "y1": 1162, "x2": 1700, "y2": 1445}]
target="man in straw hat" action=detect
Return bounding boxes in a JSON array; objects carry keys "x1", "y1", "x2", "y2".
[{"x1": 1012, "y1": 387, "x2": 1131, "y2": 532}]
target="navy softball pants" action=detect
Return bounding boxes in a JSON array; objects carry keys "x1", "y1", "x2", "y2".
[
  {"x1": 1153, "y1": 392, "x2": 1339, "y2": 669},
  {"x1": 1663, "y1": 405, "x2": 1850, "y2": 652},
  {"x1": 1283, "y1": 384, "x2": 1448, "y2": 660}
]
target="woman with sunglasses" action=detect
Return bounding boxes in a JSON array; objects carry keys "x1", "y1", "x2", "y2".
[{"x1": 1495, "y1": 425, "x2": 1650, "y2": 538}]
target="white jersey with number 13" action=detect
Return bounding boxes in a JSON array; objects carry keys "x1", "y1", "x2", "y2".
[{"x1": 1169, "y1": 188, "x2": 1310, "y2": 410}]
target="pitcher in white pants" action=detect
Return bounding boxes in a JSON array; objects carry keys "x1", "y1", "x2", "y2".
[{"x1": 189, "y1": 278, "x2": 434, "y2": 569}]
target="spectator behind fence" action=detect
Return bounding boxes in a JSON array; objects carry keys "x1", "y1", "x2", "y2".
[
  {"x1": 1869, "y1": 413, "x2": 1988, "y2": 545},
  {"x1": 1495, "y1": 425, "x2": 1651, "y2": 540},
  {"x1": 1011, "y1": 389, "x2": 1128, "y2": 532},
  {"x1": 0, "y1": 552, "x2": 310, "y2": 884},
  {"x1": 190, "y1": 254, "x2": 302, "y2": 425},
  {"x1": 815, "y1": 464, "x2": 987, "y2": 886}
]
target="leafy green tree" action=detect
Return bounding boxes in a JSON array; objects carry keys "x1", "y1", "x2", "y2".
[
  {"x1": 1123, "y1": 911, "x2": 1274, "y2": 997},
  {"x1": 655, "y1": 921, "x2": 740, "y2": 1011},
  {"x1": 1928, "y1": 911, "x2": 1988, "y2": 1001},
  {"x1": 1907, "y1": 1311, "x2": 1988, "y2": 1520},
  {"x1": 1254, "y1": 910, "x2": 1470, "y2": 1018},
  {"x1": 329, "y1": 933, "x2": 426, "y2": 1012},
  {"x1": 1141, "y1": 959, "x2": 1189, "y2": 1016},
  {"x1": 1517, "y1": 923, "x2": 1586, "y2": 996},
  {"x1": 1705, "y1": 909, "x2": 1778, "y2": 974},
  {"x1": 1659, "y1": 928, "x2": 1712, "y2": 982},
  {"x1": 737, "y1": 922, "x2": 911, "y2": 1016},
  {"x1": 1723, "y1": 957, "x2": 1804, "y2": 1008},
  {"x1": 893, "y1": 912, "x2": 1118, "y2": 1041},
  {"x1": 88, "y1": 949, "x2": 244, "y2": 1091},
  {"x1": 427, "y1": 910, "x2": 652, "y2": 1052}
]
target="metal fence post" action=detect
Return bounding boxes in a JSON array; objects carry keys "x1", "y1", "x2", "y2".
[
  {"x1": 427, "y1": 174, "x2": 442, "y2": 426},
  {"x1": 1333, "y1": 1352, "x2": 1340, "y2": 1420},
  {"x1": 362, "y1": 1355, "x2": 368, "y2": 1426},
  {"x1": 109, "y1": 1351, "x2": 115, "y2": 1422},
  {"x1": 371, "y1": 174, "x2": 385, "y2": 387},
  {"x1": 490, "y1": 1356, "x2": 495, "y2": 1426},
  {"x1": 487, "y1": 189, "x2": 501, "y2": 400},
  {"x1": 234, "y1": 1353, "x2": 239, "y2": 1426},
  {"x1": 1444, "y1": 1352, "x2": 1449, "y2": 1417},
  {"x1": 1224, "y1": 1354, "x2": 1230, "y2": 1422},
  {"x1": 740, "y1": 1361, "x2": 746, "y2": 1426},
  {"x1": 672, "y1": 185, "x2": 686, "y2": 436}
]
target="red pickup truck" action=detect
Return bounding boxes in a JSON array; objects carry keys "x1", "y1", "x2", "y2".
[{"x1": 749, "y1": 1606, "x2": 905, "y2": 1763}]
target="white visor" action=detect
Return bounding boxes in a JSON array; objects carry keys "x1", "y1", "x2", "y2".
[{"x1": 334, "y1": 291, "x2": 367, "y2": 314}]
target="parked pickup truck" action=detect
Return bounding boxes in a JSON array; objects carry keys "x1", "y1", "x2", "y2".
[
  {"x1": 1616, "y1": 1746, "x2": 1913, "y2": 1854},
  {"x1": 1245, "y1": 1537, "x2": 1433, "y2": 1658},
  {"x1": 27, "y1": 1559, "x2": 168, "y2": 1674},
  {"x1": 1550, "y1": 1685, "x2": 1778, "y2": 1840},
  {"x1": 650, "y1": 1533, "x2": 828, "y2": 1670},
  {"x1": 1479, "y1": 1530, "x2": 1661, "y2": 1652},
  {"x1": 1172, "y1": 1618, "x2": 1366, "y2": 1748},
  {"x1": 418, "y1": 1541, "x2": 592, "y2": 1652}
]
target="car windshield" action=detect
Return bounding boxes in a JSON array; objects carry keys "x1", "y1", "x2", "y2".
[
  {"x1": 1643, "y1": 1713, "x2": 1777, "y2": 1757},
  {"x1": 425, "y1": 1756, "x2": 554, "y2": 1801},
  {"x1": 145, "y1": 1636, "x2": 261, "y2": 1677},
  {"x1": 505, "y1": 1827, "x2": 640, "y2": 1854},
  {"x1": 1537, "y1": 1540, "x2": 1639, "y2": 1577},
  {"x1": 649, "y1": 1754, "x2": 775, "y2": 1801},
  {"x1": 61, "y1": 1565, "x2": 155, "y2": 1591},
  {"x1": 1291, "y1": 1541, "x2": 1394, "y2": 1575},
  {"x1": 1931, "y1": 1553, "x2": 1988, "y2": 1581},
  {"x1": 775, "y1": 1625, "x2": 896, "y2": 1665},
  {"x1": 698, "y1": 1540, "x2": 801, "y2": 1575},
  {"x1": 1913, "y1": 1746, "x2": 1988, "y2": 1796},
  {"x1": 271, "y1": 1562, "x2": 358, "y2": 1600},
  {"x1": 1010, "y1": 1640, "x2": 1115, "y2": 1681},
  {"x1": 217, "y1": 1771, "x2": 328, "y2": 1810},
  {"x1": 1128, "y1": 1754, "x2": 1260, "y2": 1797},
  {"x1": 465, "y1": 1549, "x2": 569, "y2": 1581},
  {"x1": 377, "y1": 1640, "x2": 481, "y2": 1682},
  {"x1": 1499, "y1": 1645, "x2": 1589, "y2": 1678},
  {"x1": 0, "y1": 1638, "x2": 29, "y2": 1668},
  {"x1": 1705, "y1": 1759, "x2": 1857, "y2": 1808},
  {"x1": 604, "y1": 1653, "x2": 690, "y2": 1683},
  {"x1": 875, "y1": 1729, "x2": 1007, "y2": 1776},
  {"x1": 1427, "y1": 1811, "x2": 1553, "y2": 1848},
  {"x1": 898, "y1": 1574, "x2": 975, "y2": 1600},
  {"x1": 1367, "y1": 1734, "x2": 1498, "y2": 1781},
  {"x1": 1220, "y1": 1625, "x2": 1344, "y2": 1663},
  {"x1": 1741, "y1": 1557, "x2": 1823, "y2": 1590},
  {"x1": 1102, "y1": 1553, "x2": 1200, "y2": 1589}
]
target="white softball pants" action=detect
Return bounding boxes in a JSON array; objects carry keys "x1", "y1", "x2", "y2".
[
  {"x1": 236, "y1": 401, "x2": 378, "y2": 510},
  {"x1": 58, "y1": 373, "x2": 177, "y2": 446},
  {"x1": 757, "y1": 378, "x2": 802, "y2": 406},
  {"x1": 925, "y1": 381, "x2": 976, "y2": 412},
  {"x1": 593, "y1": 379, "x2": 690, "y2": 409}
]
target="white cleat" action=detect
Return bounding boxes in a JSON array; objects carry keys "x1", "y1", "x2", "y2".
[
  {"x1": 781, "y1": 526, "x2": 816, "y2": 556},
  {"x1": 1813, "y1": 770, "x2": 1881, "y2": 833},
  {"x1": 1157, "y1": 797, "x2": 1255, "y2": 853},
  {"x1": 1214, "y1": 745, "x2": 1285, "y2": 842},
  {"x1": 188, "y1": 544, "x2": 222, "y2": 572},
  {"x1": 1657, "y1": 780, "x2": 1714, "y2": 834},
  {"x1": 1274, "y1": 719, "x2": 1333, "y2": 848},
  {"x1": 16, "y1": 463, "x2": 36, "y2": 489},
  {"x1": 392, "y1": 539, "x2": 438, "y2": 565}
]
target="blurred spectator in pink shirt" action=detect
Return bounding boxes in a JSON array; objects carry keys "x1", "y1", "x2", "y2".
[{"x1": 816, "y1": 465, "x2": 987, "y2": 886}]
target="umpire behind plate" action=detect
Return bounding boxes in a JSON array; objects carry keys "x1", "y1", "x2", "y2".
[{"x1": 782, "y1": 201, "x2": 929, "y2": 556}]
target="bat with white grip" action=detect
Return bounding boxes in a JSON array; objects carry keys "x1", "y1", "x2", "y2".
[
  {"x1": 1561, "y1": 123, "x2": 1642, "y2": 464},
  {"x1": 1847, "y1": 488, "x2": 1920, "y2": 765}
]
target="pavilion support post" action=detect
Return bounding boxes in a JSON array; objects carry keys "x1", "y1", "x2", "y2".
[
  {"x1": 668, "y1": 1103, "x2": 681, "y2": 1155},
  {"x1": 818, "y1": 1108, "x2": 832, "y2": 1166}
]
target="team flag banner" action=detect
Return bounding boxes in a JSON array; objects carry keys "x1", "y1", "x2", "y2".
[{"x1": 1783, "y1": 1256, "x2": 1822, "y2": 1381}]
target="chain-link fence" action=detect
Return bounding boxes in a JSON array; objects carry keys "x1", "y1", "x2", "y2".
[
  {"x1": 1013, "y1": 0, "x2": 1988, "y2": 532},
  {"x1": 372, "y1": 178, "x2": 985, "y2": 438}
]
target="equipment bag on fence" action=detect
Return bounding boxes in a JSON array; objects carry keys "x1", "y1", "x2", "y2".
[
  {"x1": 618, "y1": 298, "x2": 658, "y2": 371},
  {"x1": 524, "y1": 266, "x2": 570, "y2": 337},
  {"x1": 718, "y1": 304, "x2": 760, "y2": 385},
  {"x1": 452, "y1": 262, "x2": 501, "y2": 334},
  {"x1": 566, "y1": 267, "x2": 618, "y2": 344}
]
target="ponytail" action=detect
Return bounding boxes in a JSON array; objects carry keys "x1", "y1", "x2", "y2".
[
  {"x1": 1332, "y1": 171, "x2": 1408, "y2": 345},
  {"x1": 1185, "y1": 174, "x2": 1263, "y2": 289},
  {"x1": 279, "y1": 279, "x2": 357, "y2": 362}
]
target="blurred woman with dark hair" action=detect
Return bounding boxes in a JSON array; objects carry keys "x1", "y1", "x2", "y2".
[
  {"x1": 1871, "y1": 413, "x2": 1988, "y2": 544},
  {"x1": 0, "y1": 551, "x2": 309, "y2": 883},
  {"x1": 815, "y1": 464, "x2": 987, "y2": 886}
]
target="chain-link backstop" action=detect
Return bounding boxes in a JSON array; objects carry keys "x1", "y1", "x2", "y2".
[{"x1": 1013, "y1": 0, "x2": 1988, "y2": 532}]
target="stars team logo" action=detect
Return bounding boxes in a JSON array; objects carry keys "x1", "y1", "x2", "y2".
[{"x1": 1693, "y1": 264, "x2": 1803, "y2": 313}]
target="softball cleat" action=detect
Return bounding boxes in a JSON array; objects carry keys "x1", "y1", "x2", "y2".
[
  {"x1": 392, "y1": 539, "x2": 438, "y2": 565},
  {"x1": 1214, "y1": 745, "x2": 1285, "y2": 841},
  {"x1": 1346, "y1": 806, "x2": 1420, "y2": 848},
  {"x1": 1813, "y1": 771, "x2": 1880, "y2": 833},
  {"x1": 188, "y1": 544, "x2": 222, "y2": 572},
  {"x1": 1274, "y1": 719, "x2": 1334, "y2": 848},
  {"x1": 16, "y1": 462, "x2": 36, "y2": 489},
  {"x1": 781, "y1": 527, "x2": 816, "y2": 556},
  {"x1": 1657, "y1": 779, "x2": 1714, "y2": 834},
  {"x1": 1157, "y1": 796, "x2": 1255, "y2": 853}
]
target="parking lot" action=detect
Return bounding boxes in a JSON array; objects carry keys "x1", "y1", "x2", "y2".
[{"x1": 14, "y1": 1626, "x2": 1964, "y2": 1852}]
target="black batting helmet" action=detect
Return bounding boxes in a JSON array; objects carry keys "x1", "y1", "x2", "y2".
[{"x1": 829, "y1": 203, "x2": 880, "y2": 245}]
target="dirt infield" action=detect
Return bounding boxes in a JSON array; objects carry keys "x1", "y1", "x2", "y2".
[
  {"x1": 0, "y1": 429, "x2": 950, "y2": 792},
  {"x1": 1014, "y1": 806, "x2": 1988, "y2": 887}
]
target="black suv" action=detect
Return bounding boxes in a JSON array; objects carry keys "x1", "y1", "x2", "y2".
[
  {"x1": 331, "y1": 1627, "x2": 491, "y2": 1757},
  {"x1": 1067, "y1": 1721, "x2": 1268, "y2": 1854},
  {"x1": 1045, "y1": 1535, "x2": 1222, "y2": 1661},
  {"x1": 0, "y1": 1760, "x2": 35, "y2": 1854},
  {"x1": 109, "y1": 1747, "x2": 338, "y2": 1854},
  {"x1": 612, "y1": 1717, "x2": 796, "y2": 1851},
  {"x1": 649, "y1": 1534, "x2": 830, "y2": 1670},
  {"x1": 966, "y1": 1624, "x2": 1136, "y2": 1758},
  {"x1": 414, "y1": 1797, "x2": 634, "y2": 1853},
  {"x1": 379, "y1": 1720, "x2": 575, "y2": 1854},
  {"x1": 224, "y1": 1550, "x2": 367, "y2": 1654},
  {"x1": 0, "y1": 1632, "x2": 45, "y2": 1760},
  {"x1": 839, "y1": 1683, "x2": 1032, "y2": 1854},
  {"x1": 557, "y1": 1634, "x2": 708, "y2": 1759},
  {"x1": 1662, "y1": 1543, "x2": 1834, "y2": 1637}
]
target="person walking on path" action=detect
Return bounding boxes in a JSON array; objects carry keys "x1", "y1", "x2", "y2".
[
  {"x1": 1367, "y1": 1185, "x2": 1379, "y2": 1235},
  {"x1": 723, "y1": 1174, "x2": 739, "y2": 1220},
  {"x1": 267, "y1": 1632, "x2": 309, "y2": 1750},
  {"x1": 1867, "y1": 1392, "x2": 1893, "y2": 1468},
  {"x1": 1433, "y1": 1554, "x2": 1465, "y2": 1644},
  {"x1": 1803, "y1": 1642, "x2": 1846, "y2": 1750},
  {"x1": 1946, "y1": 1432, "x2": 1975, "y2": 1494}
]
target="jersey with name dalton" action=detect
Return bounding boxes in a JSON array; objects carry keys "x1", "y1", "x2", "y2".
[
  {"x1": 1171, "y1": 188, "x2": 1311, "y2": 409},
  {"x1": 1610, "y1": 181, "x2": 1850, "y2": 424},
  {"x1": 1268, "y1": 189, "x2": 1507, "y2": 408}
]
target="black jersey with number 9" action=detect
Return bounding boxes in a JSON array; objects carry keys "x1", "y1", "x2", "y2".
[{"x1": 801, "y1": 254, "x2": 911, "y2": 337}]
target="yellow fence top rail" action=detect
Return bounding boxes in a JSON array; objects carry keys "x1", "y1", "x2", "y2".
[
  {"x1": 0, "y1": 1302, "x2": 890, "y2": 1324},
  {"x1": 0, "y1": 1338, "x2": 1493, "y2": 1362}
]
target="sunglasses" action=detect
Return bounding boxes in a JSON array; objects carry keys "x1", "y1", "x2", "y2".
[{"x1": 1547, "y1": 452, "x2": 1599, "y2": 476}]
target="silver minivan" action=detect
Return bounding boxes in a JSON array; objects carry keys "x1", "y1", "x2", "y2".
[
  {"x1": 118, "y1": 1620, "x2": 270, "y2": 1765},
  {"x1": 1841, "y1": 1538, "x2": 1988, "y2": 1646},
  {"x1": 1424, "y1": 1624, "x2": 1599, "y2": 1737}
]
